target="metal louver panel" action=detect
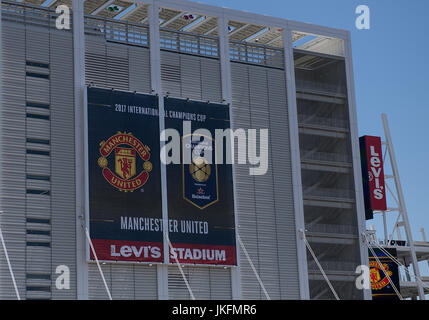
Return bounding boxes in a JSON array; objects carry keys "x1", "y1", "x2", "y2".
[
  {"x1": 26, "y1": 77, "x2": 50, "y2": 104},
  {"x1": 1, "y1": 8, "x2": 77, "y2": 299},
  {"x1": 88, "y1": 264, "x2": 112, "y2": 300},
  {"x1": 161, "y1": 51, "x2": 181, "y2": 97},
  {"x1": 49, "y1": 27, "x2": 76, "y2": 300},
  {"x1": 106, "y1": 43, "x2": 129, "y2": 91},
  {"x1": 26, "y1": 193, "x2": 50, "y2": 220},
  {"x1": 133, "y1": 265, "x2": 158, "y2": 300},
  {"x1": 231, "y1": 62, "x2": 300, "y2": 299},
  {"x1": 129, "y1": 46, "x2": 151, "y2": 93},
  {"x1": 201, "y1": 58, "x2": 222, "y2": 103},
  {"x1": 26, "y1": 154, "x2": 51, "y2": 177},
  {"x1": 161, "y1": 50, "x2": 222, "y2": 102},
  {"x1": 168, "y1": 266, "x2": 232, "y2": 300},
  {"x1": 85, "y1": 35, "x2": 151, "y2": 93},
  {"x1": 0, "y1": 19, "x2": 27, "y2": 300},
  {"x1": 85, "y1": 35, "x2": 107, "y2": 88},
  {"x1": 266, "y1": 69, "x2": 300, "y2": 299},
  {"x1": 23, "y1": 22, "x2": 52, "y2": 300},
  {"x1": 26, "y1": 26, "x2": 50, "y2": 64},
  {"x1": 111, "y1": 265, "x2": 139, "y2": 300},
  {"x1": 88, "y1": 264, "x2": 158, "y2": 300},
  {"x1": 26, "y1": 118, "x2": 50, "y2": 138},
  {"x1": 180, "y1": 54, "x2": 202, "y2": 101}
]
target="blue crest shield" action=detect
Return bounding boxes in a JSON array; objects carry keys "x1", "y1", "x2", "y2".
[{"x1": 182, "y1": 134, "x2": 219, "y2": 210}]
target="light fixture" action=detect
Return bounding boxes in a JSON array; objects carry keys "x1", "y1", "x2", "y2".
[
  {"x1": 183, "y1": 13, "x2": 195, "y2": 21},
  {"x1": 107, "y1": 5, "x2": 122, "y2": 13},
  {"x1": 228, "y1": 25, "x2": 236, "y2": 33}
]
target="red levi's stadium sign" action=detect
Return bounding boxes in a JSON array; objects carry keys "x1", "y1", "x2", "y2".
[{"x1": 359, "y1": 136, "x2": 387, "y2": 220}]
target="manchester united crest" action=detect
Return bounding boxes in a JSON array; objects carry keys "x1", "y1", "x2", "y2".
[
  {"x1": 98, "y1": 132, "x2": 152, "y2": 192},
  {"x1": 370, "y1": 261, "x2": 393, "y2": 290}
]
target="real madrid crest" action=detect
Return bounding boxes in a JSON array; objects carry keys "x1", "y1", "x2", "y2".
[{"x1": 98, "y1": 132, "x2": 152, "y2": 192}]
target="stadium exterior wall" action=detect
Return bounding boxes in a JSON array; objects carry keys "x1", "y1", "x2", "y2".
[{"x1": 0, "y1": 0, "x2": 371, "y2": 300}]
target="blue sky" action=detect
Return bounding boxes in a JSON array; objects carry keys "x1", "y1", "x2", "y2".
[{"x1": 196, "y1": 0, "x2": 429, "y2": 243}]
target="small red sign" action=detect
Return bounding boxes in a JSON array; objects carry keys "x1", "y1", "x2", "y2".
[{"x1": 363, "y1": 136, "x2": 387, "y2": 211}]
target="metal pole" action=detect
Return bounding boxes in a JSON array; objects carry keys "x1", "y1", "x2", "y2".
[
  {"x1": 148, "y1": 1, "x2": 169, "y2": 300},
  {"x1": 73, "y1": 0, "x2": 89, "y2": 300},
  {"x1": 282, "y1": 28, "x2": 310, "y2": 300},
  {"x1": 420, "y1": 228, "x2": 427, "y2": 242},
  {"x1": 420, "y1": 229, "x2": 429, "y2": 268},
  {"x1": 217, "y1": 13, "x2": 242, "y2": 300},
  {"x1": 343, "y1": 33, "x2": 372, "y2": 300},
  {"x1": 382, "y1": 211, "x2": 388, "y2": 244},
  {"x1": 381, "y1": 113, "x2": 425, "y2": 299}
]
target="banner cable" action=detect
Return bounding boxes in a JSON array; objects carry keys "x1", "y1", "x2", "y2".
[
  {"x1": 85, "y1": 227, "x2": 113, "y2": 300},
  {"x1": 0, "y1": 225, "x2": 21, "y2": 300},
  {"x1": 301, "y1": 231, "x2": 339, "y2": 300},
  {"x1": 238, "y1": 234, "x2": 271, "y2": 300},
  {"x1": 167, "y1": 238, "x2": 196, "y2": 300}
]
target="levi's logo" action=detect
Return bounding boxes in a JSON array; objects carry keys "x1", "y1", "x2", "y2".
[
  {"x1": 111, "y1": 245, "x2": 161, "y2": 259},
  {"x1": 368, "y1": 145, "x2": 384, "y2": 200}
]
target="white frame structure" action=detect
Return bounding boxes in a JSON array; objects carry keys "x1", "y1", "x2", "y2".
[
  {"x1": 379, "y1": 114, "x2": 425, "y2": 299},
  {"x1": 343, "y1": 34, "x2": 372, "y2": 301},
  {"x1": 283, "y1": 29, "x2": 310, "y2": 300}
]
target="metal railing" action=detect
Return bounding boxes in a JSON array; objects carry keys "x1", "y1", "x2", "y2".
[
  {"x1": 306, "y1": 223, "x2": 357, "y2": 235},
  {"x1": 295, "y1": 79, "x2": 347, "y2": 96},
  {"x1": 2, "y1": 0, "x2": 71, "y2": 29},
  {"x1": 3, "y1": 0, "x2": 286, "y2": 67},
  {"x1": 303, "y1": 187, "x2": 355, "y2": 200},
  {"x1": 298, "y1": 114, "x2": 349, "y2": 129},
  {"x1": 85, "y1": 15, "x2": 149, "y2": 47},
  {"x1": 229, "y1": 41, "x2": 284, "y2": 69},
  {"x1": 300, "y1": 150, "x2": 352, "y2": 164},
  {"x1": 160, "y1": 28, "x2": 219, "y2": 58}
]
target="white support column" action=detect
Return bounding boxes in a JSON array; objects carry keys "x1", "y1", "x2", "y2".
[
  {"x1": 217, "y1": 13, "x2": 242, "y2": 300},
  {"x1": 382, "y1": 212, "x2": 388, "y2": 244},
  {"x1": 421, "y1": 228, "x2": 427, "y2": 242},
  {"x1": 343, "y1": 32, "x2": 372, "y2": 300},
  {"x1": 73, "y1": 0, "x2": 89, "y2": 300},
  {"x1": 382, "y1": 114, "x2": 425, "y2": 300},
  {"x1": 148, "y1": 1, "x2": 169, "y2": 300},
  {"x1": 282, "y1": 29, "x2": 310, "y2": 300}
]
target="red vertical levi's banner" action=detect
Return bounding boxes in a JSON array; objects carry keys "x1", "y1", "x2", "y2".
[{"x1": 362, "y1": 136, "x2": 387, "y2": 211}]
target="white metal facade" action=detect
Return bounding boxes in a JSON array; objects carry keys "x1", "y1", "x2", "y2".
[{"x1": 0, "y1": 0, "x2": 370, "y2": 300}]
